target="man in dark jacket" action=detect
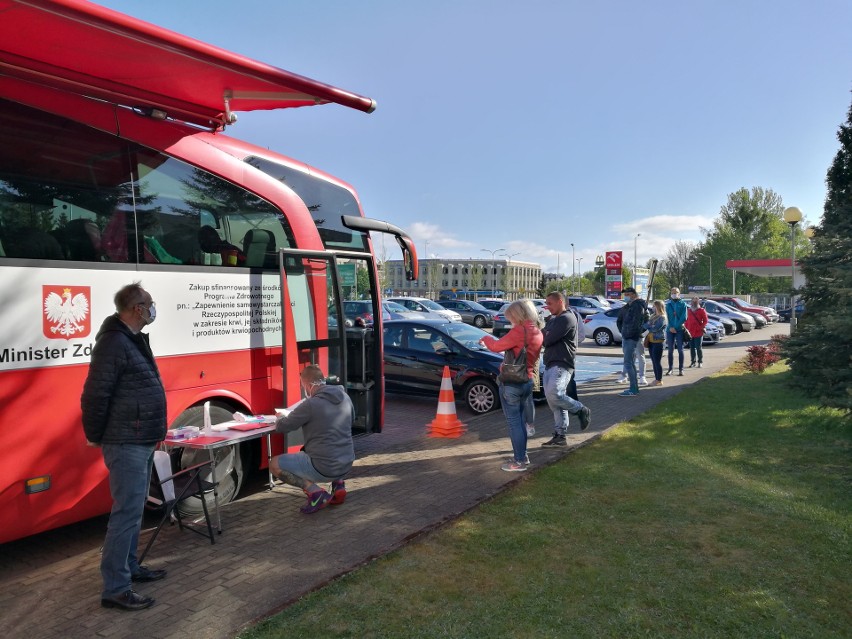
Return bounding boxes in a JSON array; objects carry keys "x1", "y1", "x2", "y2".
[
  {"x1": 82, "y1": 282, "x2": 167, "y2": 611},
  {"x1": 540, "y1": 292, "x2": 591, "y2": 447},
  {"x1": 271, "y1": 365, "x2": 355, "y2": 514},
  {"x1": 615, "y1": 287, "x2": 648, "y2": 396}
]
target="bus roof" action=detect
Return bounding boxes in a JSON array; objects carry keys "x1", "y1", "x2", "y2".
[{"x1": 0, "y1": 0, "x2": 376, "y2": 130}]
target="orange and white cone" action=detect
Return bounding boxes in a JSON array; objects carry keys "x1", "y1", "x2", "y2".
[{"x1": 427, "y1": 366, "x2": 466, "y2": 438}]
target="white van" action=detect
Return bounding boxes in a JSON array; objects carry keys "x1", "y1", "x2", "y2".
[{"x1": 386, "y1": 297, "x2": 463, "y2": 322}]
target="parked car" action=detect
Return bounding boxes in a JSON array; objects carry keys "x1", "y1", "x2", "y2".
[
  {"x1": 339, "y1": 300, "x2": 389, "y2": 327},
  {"x1": 437, "y1": 299, "x2": 496, "y2": 328},
  {"x1": 382, "y1": 319, "x2": 503, "y2": 413},
  {"x1": 382, "y1": 301, "x2": 444, "y2": 321},
  {"x1": 707, "y1": 296, "x2": 778, "y2": 323},
  {"x1": 387, "y1": 297, "x2": 463, "y2": 323},
  {"x1": 586, "y1": 295, "x2": 612, "y2": 308},
  {"x1": 586, "y1": 307, "x2": 721, "y2": 347},
  {"x1": 525, "y1": 298, "x2": 551, "y2": 320},
  {"x1": 706, "y1": 312, "x2": 737, "y2": 335},
  {"x1": 493, "y1": 303, "x2": 585, "y2": 344},
  {"x1": 567, "y1": 296, "x2": 606, "y2": 318},
  {"x1": 700, "y1": 299, "x2": 755, "y2": 333},
  {"x1": 477, "y1": 298, "x2": 507, "y2": 311},
  {"x1": 777, "y1": 302, "x2": 805, "y2": 322}
]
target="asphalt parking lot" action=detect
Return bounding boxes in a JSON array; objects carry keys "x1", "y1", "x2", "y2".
[{"x1": 0, "y1": 329, "x2": 774, "y2": 639}]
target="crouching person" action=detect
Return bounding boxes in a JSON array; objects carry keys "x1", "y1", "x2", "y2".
[{"x1": 271, "y1": 365, "x2": 355, "y2": 514}]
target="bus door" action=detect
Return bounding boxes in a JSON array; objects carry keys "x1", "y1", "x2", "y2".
[{"x1": 279, "y1": 248, "x2": 383, "y2": 435}]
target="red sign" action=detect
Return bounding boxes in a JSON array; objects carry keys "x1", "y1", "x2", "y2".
[
  {"x1": 606, "y1": 251, "x2": 622, "y2": 269},
  {"x1": 43, "y1": 285, "x2": 91, "y2": 340},
  {"x1": 605, "y1": 251, "x2": 623, "y2": 299}
]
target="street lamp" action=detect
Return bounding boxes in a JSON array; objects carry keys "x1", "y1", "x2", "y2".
[
  {"x1": 783, "y1": 207, "x2": 803, "y2": 333},
  {"x1": 696, "y1": 252, "x2": 712, "y2": 295},
  {"x1": 481, "y1": 248, "x2": 505, "y2": 297},
  {"x1": 504, "y1": 252, "x2": 521, "y2": 299},
  {"x1": 571, "y1": 243, "x2": 575, "y2": 292},
  {"x1": 575, "y1": 257, "x2": 584, "y2": 293}
]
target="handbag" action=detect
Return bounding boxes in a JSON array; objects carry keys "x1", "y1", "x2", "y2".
[
  {"x1": 682, "y1": 325, "x2": 692, "y2": 339},
  {"x1": 643, "y1": 333, "x2": 651, "y2": 348},
  {"x1": 498, "y1": 327, "x2": 528, "y2": 384}
]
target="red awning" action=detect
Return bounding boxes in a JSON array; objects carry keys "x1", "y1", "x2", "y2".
[{"x1": 0, "y1": 0, "x2": 376, "y2": 129}]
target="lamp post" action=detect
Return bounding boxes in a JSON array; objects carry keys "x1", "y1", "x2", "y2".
[
  {"x1": 504, "y1": 252, "x2": 521, "y2": 299},
  {"x1": 634, "y1": 233, "x2": 641, "y2": 269},
  {"x1": 696, "y1": 252, "x2": 712, "y2": 295},
  {"x1": 783, "y1": 207, "x2": 803, "y2": 333},
  {"x1": 571, "y1": 243, "x2": 575, "y2": 293},
  {"x1": 423, "y1": 239, "x2": 430, "y2": 298},
  {"x1": 575, "y1": 257, "x2": 584, "y2": 293},
  {"x1": 481, "y1": 248, "x2": 505, "y2": 297}
]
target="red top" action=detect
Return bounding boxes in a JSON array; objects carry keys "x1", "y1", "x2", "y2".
[
  {"x1": 481, "y1": 321, "x2": 543, "y2": 379},
  {"x1": 685, "y1": 307, "x2": 708, "y2": 336}
]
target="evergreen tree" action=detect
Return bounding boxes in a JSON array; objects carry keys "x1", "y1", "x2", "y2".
[{"x1": 782, "y1": 95, "x2": 852, "y2": 412}]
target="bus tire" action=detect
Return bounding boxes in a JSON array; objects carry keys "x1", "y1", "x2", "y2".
[{"x1": 169, "y1": 401, "x2": 244, "y2": 517}]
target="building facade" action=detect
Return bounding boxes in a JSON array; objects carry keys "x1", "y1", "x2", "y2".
[{"x1": 382, "y1": 258, "x2": 542, "y2": 300}]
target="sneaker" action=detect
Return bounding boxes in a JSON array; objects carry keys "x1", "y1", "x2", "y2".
[
  {"x1": 650, "y1": 380, "x2": 663, "y2": 387},
  {"x1": 525, "y1": 423, "x2": 535, "y2": 437},
  {"x1": 300, "y1": 489, "x2": 331, "y2": 514},
  {"x1": 501, "y1": 460, "x2": 527, "y2": 472},
  {"x1": 698, "y1": 362, "x2": 703, "y2": 368},
  {"x1": 541, "y1": 434, "x2": 567, "y2": 447},
  {"x1": 615, "y1": 376, "x2": 628, "y2": 384},
  {"x1": 689, "y1": 362, "x2": 696, "y2": 368},
  {"x1": 619, "y1": 390, "x2": 639, "y2": 397},
  {"x1": 638, "y1": 378, "x2": 649, "y2": 386},
  {"x1": 678, "y1": 370, "x2": 684, "y2": 376},
  {"x1": 329, "y1": 480, "x2": 347, "y2": 506},
  {"x1": 578, "y1": 406, "x2": 591, "y2": 431},
  {"x1": 524, "y1": 454, "x2": 531, "y2": 466}
]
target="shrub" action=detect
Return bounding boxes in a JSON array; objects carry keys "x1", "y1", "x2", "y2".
[{"x1": 745, "y1": 344, "x2": 780, "y2": 374}]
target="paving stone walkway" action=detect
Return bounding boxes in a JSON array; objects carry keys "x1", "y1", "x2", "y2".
[{"x1": 0, "y1": 331, "x2": 773, "y2": 638}]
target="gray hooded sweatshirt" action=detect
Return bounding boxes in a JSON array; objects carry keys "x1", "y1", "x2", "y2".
[{"x1": 275, "y1": 384, "x2": 355, "y2": 478}]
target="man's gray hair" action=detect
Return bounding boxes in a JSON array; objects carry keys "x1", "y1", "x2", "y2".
[{"x1": 114, "y1": 282, "x2": 147, "y2": 312}]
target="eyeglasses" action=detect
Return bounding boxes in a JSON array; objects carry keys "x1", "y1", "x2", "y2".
[{"x1": 137, "y1": 300, "x2": 155, "y2": 309}]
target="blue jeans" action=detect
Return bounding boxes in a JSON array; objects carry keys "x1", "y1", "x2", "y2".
[
  {"x1": 622, "y1": 340, "x2": 646, "y2": 380},
  {"x1": 543, "y1": 365, "x2": 584, "y2": 436},
  {"x1": 622, "y1": 338, "x2": 640, "y2": 393},
  {"x1": 100, "y1": 442, "x2": 156, "y2": 598},
  {"x1": 667, "y1": 329, "x2": 685, "y2": 371},
  {"x1": 689, "y1": 336, "x2": 703, "y2": 364},
  {"x1": 500, "y1": 379, "x2": 532, "y2": 463},
  {"x1": 648, "y1": 341, "x2": 664, "y2": 380}
]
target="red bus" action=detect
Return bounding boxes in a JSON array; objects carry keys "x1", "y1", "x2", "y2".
[{"x1": 0, "y1": 0, "x2": 417, "y2": 543}]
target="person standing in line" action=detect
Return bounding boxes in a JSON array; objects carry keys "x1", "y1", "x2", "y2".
[
  {"x1": 665, "y1": 287, "x2": 688, "y2": 376},
  {"x1": 643, "y1": 300, "x2": 668, "y2": 386},
  {"x1": 481, "y1": 300, "x2": 544, "y2": 471},
  {"x1": 539, "y1": 292, "x2": 591, "y2": 447},
  {"x1": 81, "y1": 282, "x2": 167, "y2": 611},
  {"x1": 615, "y1": 300, "x2": 649, "y2": 387},
  {"x1": 271, "y1": 365, "x2": 355, "y2": 513},
  {"x1": 615, "y1": 287, "x2": 648, "y2": 397},
  {"x1": 685, "y1": 296, "x2": 709, "y2": 368}
]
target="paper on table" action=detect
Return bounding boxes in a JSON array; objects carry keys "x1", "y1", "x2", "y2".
[
  {"x1": 275, "y1": 398, "x2": 305, "y2": 418},
  {"x1": 203, "y1": 401, "x2": 211, "y2": 434}
]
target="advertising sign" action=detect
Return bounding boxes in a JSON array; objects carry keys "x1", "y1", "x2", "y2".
[
  {"x1": 633, "y1": 268, "x2": 650, "y2": 296},
  {"x1": 605, "y1": 251, "x2": 623, "y2": 299}
]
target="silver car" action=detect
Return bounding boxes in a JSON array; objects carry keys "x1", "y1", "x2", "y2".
[
  {"x1": 387, "y1": 297, "x2": 463, "y2": 323},
  {"x1": 436, "y1": 299, "x2": 496, "y2": 328},
  {"x1": 700, "y1": 299, "x2": 755, "y2": 333}
]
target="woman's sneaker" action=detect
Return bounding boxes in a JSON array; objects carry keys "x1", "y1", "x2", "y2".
[
  {"x1": 329, "y1": 480, "x2": 347, "y2": 506},
  {"x1": 501, "y1": 460, "x2": 527, "y2": 472},
  {"x1": 525, "y1": 423, "x2": 535, "y2": 437},
  {"x1": 300, "y1": 489, "x2": 331, "y2": 514}
]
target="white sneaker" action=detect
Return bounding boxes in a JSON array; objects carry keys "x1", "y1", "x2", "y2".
[
  {"x1": 638, "y1": 378, "x2": 649, "y2": 386},
  {"x1": 615, "y1": 377, "x2": 628, "y2": 384},
  {"x1": 525, "y1": 424, "x2": 535, "y2": 437}
]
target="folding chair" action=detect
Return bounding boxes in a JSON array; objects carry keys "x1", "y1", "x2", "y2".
[{"x1": 140, "y1": 452, "x2": 218, "y2": 563}]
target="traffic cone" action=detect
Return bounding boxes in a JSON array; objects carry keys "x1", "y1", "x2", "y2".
[{"x1": 427, "y1": 366, "x2": 466, "y2": 438}]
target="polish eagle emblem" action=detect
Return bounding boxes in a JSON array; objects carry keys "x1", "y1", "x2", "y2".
[{"x1": 44, "y1": 287, "x2": 90, "y2": 338}]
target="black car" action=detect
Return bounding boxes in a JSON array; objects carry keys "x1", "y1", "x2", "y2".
[
  {"x1": 436, "y1": 299, "x2": 496, "y2": 328},
  {"x1": 382, "y1": 319, "x2": 504, "y2": 413},
  {"x1": 777, "y1": 302, "x2": 805, "y2": 322}
]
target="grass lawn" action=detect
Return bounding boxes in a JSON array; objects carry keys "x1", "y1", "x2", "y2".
[{"x1": 241, "y1": 363, "x2": 851, "y2": 639}]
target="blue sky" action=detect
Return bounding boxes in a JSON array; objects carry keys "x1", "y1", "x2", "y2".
[{"x1": 98, "y1": 0, "x2": 851, "y2": 274}]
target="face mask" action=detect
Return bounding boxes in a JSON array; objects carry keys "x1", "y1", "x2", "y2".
[
  {"x1": 671, "y1": 294, "x2": 679, "y2": 300},
  {"x1": 144, "y1": 303, "x2": 157, "y2": 325}
]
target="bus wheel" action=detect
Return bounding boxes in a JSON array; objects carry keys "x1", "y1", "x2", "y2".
[{"x1": 170, "y1": 402, "x2": 244, "y2": 517}]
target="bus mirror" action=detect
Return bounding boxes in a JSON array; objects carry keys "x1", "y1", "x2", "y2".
[{"x1": 341, "y1": 215, "x2": 419, "y2": 281}]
